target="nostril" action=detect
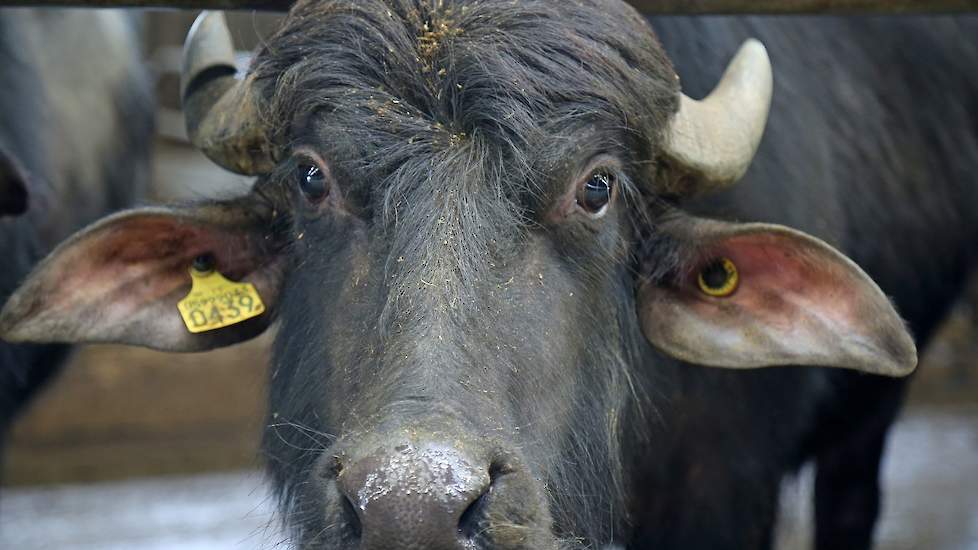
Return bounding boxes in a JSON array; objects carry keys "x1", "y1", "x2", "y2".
[
  {"x1": 340, "y1": 491, "x2": 362, "y2": 540},
  {"x1": 459, "y1": 461, "x2": 510, "y2": 540},
  {"x1": 458, "y1": 488, "x2": 489, "y2": 540},
  {"x1": 325, "y1": 454, "x2": 360, "y2": 541},
  {"x1": 317, "y1": 454, "x2": 343, "y2": 481},
  {"x1": 488, "y1": 460, "x2": 513, "y2": 482}
]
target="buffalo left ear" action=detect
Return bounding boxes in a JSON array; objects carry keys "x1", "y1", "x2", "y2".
[
  {"x1": 0, "y1": 195, "x2": 286, "y2": 352},
  {"x1": 637, "y1": 217, "x2": 917, "y2": 376}
]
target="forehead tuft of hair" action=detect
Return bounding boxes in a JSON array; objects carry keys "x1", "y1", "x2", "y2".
[
  {"x1": 252, "y1": 0, "x2": 678, "y2": 172},
  {"x1": 250, "y1": 0, "x2": 681, "y2": 324},
  {"x1": 249, "y1": 0, "x2": 684, "y2": 348}
]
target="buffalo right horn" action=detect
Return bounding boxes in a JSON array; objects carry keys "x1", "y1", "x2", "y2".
[
  {"x1": 182, "y1": 11, "x2": 276, "y2": 175},
  {"x1": 660, "y1": 39, "x2": 773, "y2": 195}
]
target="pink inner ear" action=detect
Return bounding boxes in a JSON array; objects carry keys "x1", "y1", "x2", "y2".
[
  {"x1": 34, "y1": 215, "x2": 263, "y2": 321},
  {"x1": 681, "y1": 233, "x2": 862, "y2": 330},
  {"x1": 640, "y1": 219, "x2": 915, "y2": 374}
]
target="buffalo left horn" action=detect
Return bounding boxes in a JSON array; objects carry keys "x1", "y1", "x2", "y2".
[
  {"x1": 660, "y1": 39, "x2": 773, "y2": 195},
  {"x1": 182, "y1": 11, "x2": 276, "y2": 175}
]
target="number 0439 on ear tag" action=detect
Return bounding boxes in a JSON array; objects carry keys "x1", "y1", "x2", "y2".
[{"x1": 177, "y1": 267, "x2": 265, "y2": 333}]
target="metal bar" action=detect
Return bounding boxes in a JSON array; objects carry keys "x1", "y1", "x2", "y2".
[
  {"x1": 0, "y1": 0, "x2": 975, "y2": 13},
  {"x1": 629, "y1": 0, "x2": 978, "y2": 14},
  {"x1": 0, "y1": 0, "x2": 288, "y2": 9}
]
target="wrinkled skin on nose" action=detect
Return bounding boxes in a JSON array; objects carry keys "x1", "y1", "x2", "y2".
[{"x1": 338, "y1": 441, "x2": 490, "y2": 549}]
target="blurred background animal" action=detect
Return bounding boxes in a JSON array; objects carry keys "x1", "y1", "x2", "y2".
[{"x1": 0, "y1": 8, "x2": 154, "y2": 445}]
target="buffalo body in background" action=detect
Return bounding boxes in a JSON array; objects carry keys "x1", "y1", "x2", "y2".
[
  {"x1": 0, "y1": 9, "x2": 154, "y2": 439},
  {"x1": 641, "y1": 15, "x2": 978, "y2": 548}
]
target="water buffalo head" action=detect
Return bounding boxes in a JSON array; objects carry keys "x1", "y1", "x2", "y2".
[{"x1": 0, "y1": 1, "x2": 915, "y2": 548}]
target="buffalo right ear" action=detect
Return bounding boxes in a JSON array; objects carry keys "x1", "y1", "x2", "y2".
[
  {"x1": 0, "y1": 148, "x2": 29, "y2": 217},
  {"x1": 637, "y1": 215, "x2": 917, "y2": 377},
  {"x1": 0, "y1": 196, "x2": 287, "y2": 352}
]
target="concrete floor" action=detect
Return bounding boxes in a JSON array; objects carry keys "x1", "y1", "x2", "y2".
[
  {"x1": 0, "y1": 471, "x2": 277, "y2": 550},
  {"x1": 3, "y1": 405, "x2": 976, "y2": 549}
]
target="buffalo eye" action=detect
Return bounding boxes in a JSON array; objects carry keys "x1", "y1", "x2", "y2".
[
  {"x1": 297, "y1": 163, "x2": 328, "y2": 202},
  {"x1": 577, "y1": 172, "x2": 614, "y2": 216}
]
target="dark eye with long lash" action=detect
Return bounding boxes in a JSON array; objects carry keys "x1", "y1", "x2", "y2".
[
  {"x1": 577, "y1": 172, "x2": 615, "y2": 217},
  {"x1": 297, "y1": 162, "x2": 329, "y2": 202}
]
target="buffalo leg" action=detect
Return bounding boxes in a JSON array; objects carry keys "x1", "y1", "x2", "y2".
[
  {"x1": 0, "y1": 342, "x2": 69, "y2": 447},
  {"x1": 813, "y1": 375, "x2": 907, "y2": 550}
]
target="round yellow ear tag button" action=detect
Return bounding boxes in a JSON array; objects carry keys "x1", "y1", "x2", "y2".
[
  {"x1": 177, "y1": 262, "x2": 265, "y2": 333},
  {"x1": 697, "y1": 257, "x2": 739, "y2": 297}
]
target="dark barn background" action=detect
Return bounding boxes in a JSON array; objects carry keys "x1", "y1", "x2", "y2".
[{"x1": 0, "y1": 9, "x2": 976, "y2": 550}]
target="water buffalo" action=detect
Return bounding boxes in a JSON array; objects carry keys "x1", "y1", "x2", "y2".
[
  {"x1": 1, "y1": 2, "x2": 975, "y2": 549},
  {"x1": 0, "y1": 9, "x2": 153, "y2": 439}
]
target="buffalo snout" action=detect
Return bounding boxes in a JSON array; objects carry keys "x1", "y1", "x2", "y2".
[{"x1": 316, "y1": 433, "x2": 555, "y2": 549}]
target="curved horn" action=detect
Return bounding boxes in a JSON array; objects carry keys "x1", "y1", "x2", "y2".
[
  {"x1": 661, "y1": 39, "x2": 773, "y2": 194},
  {"x1": 182, "y1": 11, "x2": 276, "y2": 175}
]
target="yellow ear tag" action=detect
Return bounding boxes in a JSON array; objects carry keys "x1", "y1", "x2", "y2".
[{"x1": 177, "y1": 261, "x2": 265, "y2": 333}]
